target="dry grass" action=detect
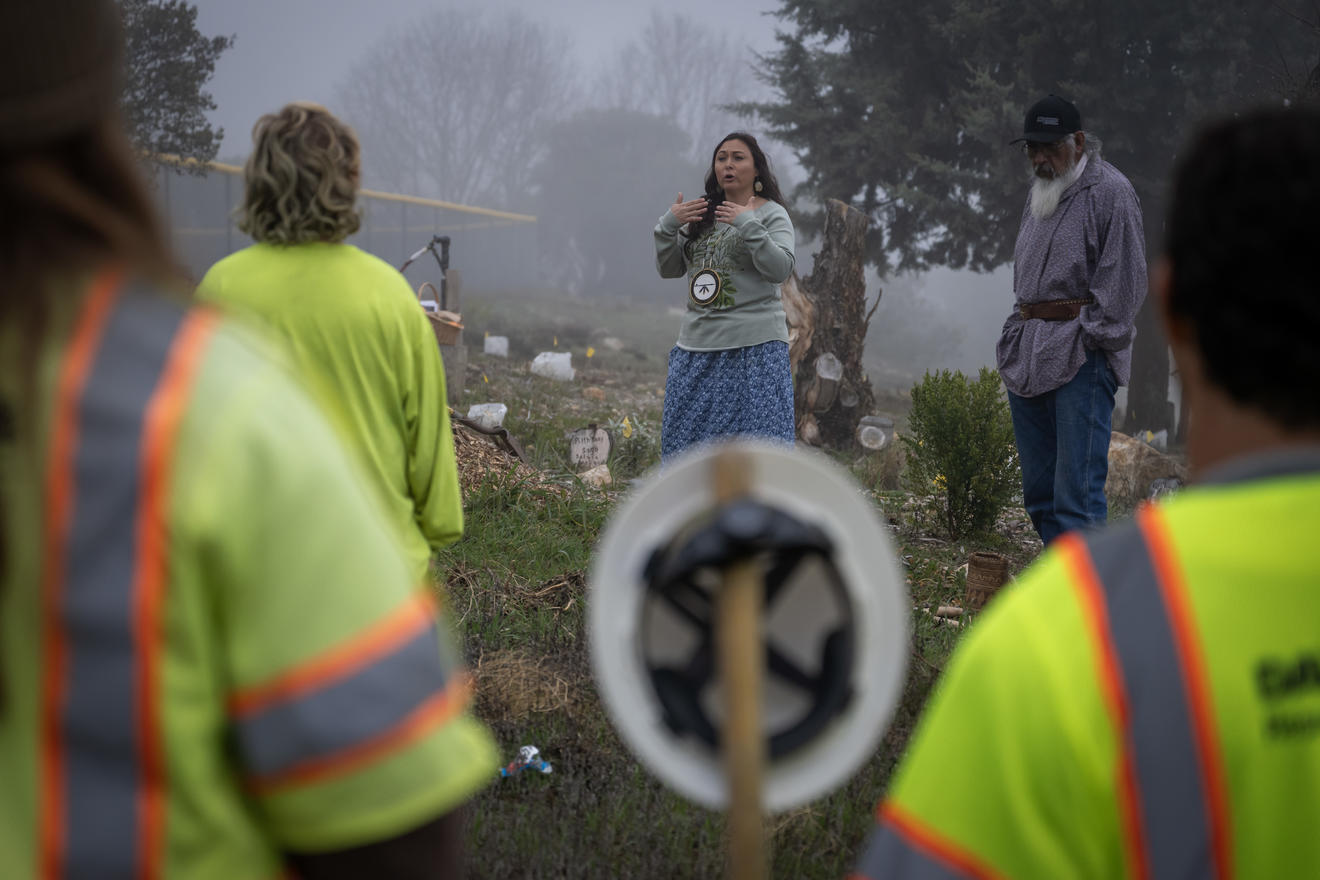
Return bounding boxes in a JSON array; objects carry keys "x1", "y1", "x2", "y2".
[{"x1": 472, "y1": 647, "x2": 585, "y2": 721}]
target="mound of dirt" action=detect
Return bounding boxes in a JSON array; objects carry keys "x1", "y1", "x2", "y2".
[{"x1": 450, "y1": 418, "x2": 544, "y2": 497}]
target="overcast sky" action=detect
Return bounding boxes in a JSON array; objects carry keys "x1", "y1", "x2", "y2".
[{"x1": 192, "y1": 0, "x2": 787, "y2": 158}]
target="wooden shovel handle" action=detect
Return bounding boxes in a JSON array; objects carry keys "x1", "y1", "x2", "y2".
[{"x1": 712, "y1": 447, "x2": 767, "y2": 880}]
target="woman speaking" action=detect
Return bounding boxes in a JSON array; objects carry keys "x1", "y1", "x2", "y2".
[{"x1": 654, "y1": 131, "x2": 796, "y2": 461}]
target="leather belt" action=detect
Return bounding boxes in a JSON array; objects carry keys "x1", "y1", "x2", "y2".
[{"x1": 1018, "y1": 297, "x2": 1094, "y2": 321}]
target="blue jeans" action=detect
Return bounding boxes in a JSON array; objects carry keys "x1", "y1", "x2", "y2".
[{"x1": 1007, "y1": 348, "x2": 1118, "y2": 545}]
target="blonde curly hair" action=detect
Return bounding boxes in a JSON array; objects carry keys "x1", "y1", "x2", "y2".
[{"x1": 238, "y1": 102, "x2": 362, "y2": 244}]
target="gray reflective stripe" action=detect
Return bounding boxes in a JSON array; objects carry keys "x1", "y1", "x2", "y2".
[
  {"x1": 236, "y1": 624, "x2": 451, "y2": 779},
  {"x1": 1083, "y1": 524, "x2": 1215, "y2": 878},
  {"x1": 853, "y1": 820, "x2": 979, "y2": 879},
  {"x1": 61, "y1": 287, "x2": 186, "y2": 874}
]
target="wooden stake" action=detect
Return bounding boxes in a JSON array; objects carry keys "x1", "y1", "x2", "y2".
[{"x1": 712, "y1": 447, "x2": 767, "y2": 880}]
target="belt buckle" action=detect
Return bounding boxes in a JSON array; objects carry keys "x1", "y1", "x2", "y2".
[{"x1": 1018, "y1": 304, "x2": 1030, "y2": 319}]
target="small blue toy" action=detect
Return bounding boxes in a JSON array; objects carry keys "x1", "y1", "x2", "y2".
[{"x1": 500, "y1": 744, "x2": 553, "y2": 777}]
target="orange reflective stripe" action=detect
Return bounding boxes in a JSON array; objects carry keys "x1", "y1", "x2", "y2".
[
  {"x1": 1059, "y1": 532, "x2": 1151, "y2": 880},
  {"x1": 247, "y1": 674, "x2": 472, "y2": 794},
  {"x1": 39, "y1": 278, "x2": 215, "y2": 878},
  {"x1": 875, "y1": 801, "x2": 1007, "y2": 880},
  {"x1": 228, "y1": 591, "x2": 439, "y2": 719},
  {"x1": 133, "y1": 309, "x2": 220, "y2": 880},
  {"x1": 39, "y1": 267, "x2": 124, "y2": 880},
  {"x1": 1137, "y1": 507, "x2": 1234, "y2": 880}
]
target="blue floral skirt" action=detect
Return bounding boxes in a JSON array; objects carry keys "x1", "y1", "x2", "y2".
[{"x1": 661, "y1": 340, "x2": 795, "y2": 462}]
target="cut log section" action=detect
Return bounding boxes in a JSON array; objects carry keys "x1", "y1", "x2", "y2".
[{"x1": 803, "y1": 353, "x2": 843, "y2": 413}]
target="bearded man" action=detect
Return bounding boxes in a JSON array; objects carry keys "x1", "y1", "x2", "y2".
[{"x1": 997, "y1": 94, "x2": 1147, "y2": 545}]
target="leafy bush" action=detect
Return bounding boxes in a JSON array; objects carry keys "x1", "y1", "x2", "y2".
[{"x1": 901, "y1": 368, "x2": 1020, "y2": 538}]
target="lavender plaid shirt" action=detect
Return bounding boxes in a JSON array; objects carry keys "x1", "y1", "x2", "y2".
[{"x1": 996, "y1": 156, "x2": 1147, "y2": 398}]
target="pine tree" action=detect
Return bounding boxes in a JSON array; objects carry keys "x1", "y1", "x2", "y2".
[
  {"x1": 744, "y1": 0, "x2": 1315, "y2": 432},
  {"x1": 119, "y1": 0, "x2": 233, "y2": 169}
]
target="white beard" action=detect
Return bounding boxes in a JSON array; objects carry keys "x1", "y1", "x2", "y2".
[{"x1": 1028, "y1": 154, "x2": 1086, "y2": 220}]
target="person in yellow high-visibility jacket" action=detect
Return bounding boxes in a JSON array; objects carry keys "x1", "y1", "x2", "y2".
[
  {"x1": 853, "y1": 106, "x2": 1320, "y2": 879},
  {"x1": 0, "y1": 3, "x2": 496, "y2": 877},
  {"x1": 199, "y1": 102, "x2": 461, "y2": 583}
]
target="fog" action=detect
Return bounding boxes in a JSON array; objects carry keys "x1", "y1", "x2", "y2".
[
  {"x1": 179, "y1": 0, "x2": 1023, "y2": 383},
  {"x1": 192, "y1": 0, "x2": 784, "y2": 160}
]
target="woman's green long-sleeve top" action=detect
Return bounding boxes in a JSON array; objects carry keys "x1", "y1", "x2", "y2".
[{"x1": 654, "y1": 200, "x2": 795, "y2": 352}]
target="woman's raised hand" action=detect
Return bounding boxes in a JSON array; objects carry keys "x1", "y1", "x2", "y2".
[
  {"x1": 714, "y1": 192, "x2": 756, "y2": 224},
  {"x1": 670, "y1": 192, "x2": 709, "y2": 225}
]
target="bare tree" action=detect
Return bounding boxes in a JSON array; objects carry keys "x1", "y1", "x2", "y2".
[
  {"x1": 533, "y1": 107, "x2": 699, "y2": 297},
  {"x1": 1267, "y1": 2, "x2": 1320, "y2": 103},
  {"x1": 335, "y1": 9, "x2": 578, "y2": 209},
  {"x1": 597, "y1": 11, "x2": 763, "y2": 161}
]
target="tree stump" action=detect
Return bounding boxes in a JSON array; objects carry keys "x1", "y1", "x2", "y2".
[{"x1": 789, "y1": 199, "x2": 878, "y2": 450}]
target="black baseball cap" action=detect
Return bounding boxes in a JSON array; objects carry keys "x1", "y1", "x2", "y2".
[{"x1": 1011, "y1": 94, "x2": 1082, "y2": 144}]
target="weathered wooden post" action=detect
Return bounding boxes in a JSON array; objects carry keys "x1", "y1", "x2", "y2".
[{"x1": 711, "y1": 448, "x2": 767, "y2": 880}]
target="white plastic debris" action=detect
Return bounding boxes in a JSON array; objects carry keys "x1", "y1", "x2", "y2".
[
  {"x1": 530, "y1": 351, "x2": 574, "y2": 381},
  {"x1": 484, "y1": 335, "x2": 509, "y2": 357},
  {"x1": 466, "y1": 403, "x2": 507, "y2": 430},
  {"x1": 499, "y1": 744, "x2": 553, "y2": 777},
  {"x1": 1141, "y1": 428, "x2": 1169, "y2": 452}
]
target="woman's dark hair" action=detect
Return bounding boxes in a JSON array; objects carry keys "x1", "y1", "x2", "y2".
[
  {"x1": 0, "y1": 118, "x2": 174, "y2": 323},
  {"x1": 1164, "y1": 105, "x2": 1320, "y2": 430},
  {"x1": 0, "y1": 113, "x2": 176, "y2": 395},
  {"x1": 683, "y1": 131, "x2": 787, "y2": 248},
  {"x1": 0, "y1": 116, "x2": 177, "y2": 707}
]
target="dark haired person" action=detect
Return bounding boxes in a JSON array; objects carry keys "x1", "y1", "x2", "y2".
[
  {"x1": 654, "y1": 131, "x2": 796, "y2": 460},
  {"x1": 853, "y1": 105, "x2": 1320, "y2": 879},
  {"x1": 0, "y1": 3, "x2": 494, "y2": 876},
  {"x1": 999, "y1": 95, "x2": 1147, "y2": 545},
  {"x1": 200, "y1": 102, "x2": 461, "y2": 582}
]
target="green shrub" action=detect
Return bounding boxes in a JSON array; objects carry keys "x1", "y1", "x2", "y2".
[{"x1": 901, "y1": 368, "x2": 1020, "y2": 538}]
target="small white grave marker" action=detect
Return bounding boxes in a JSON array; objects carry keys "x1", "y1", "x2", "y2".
[{"x1": 569, "y1": 424, "x2": 612, "y2": 471}]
